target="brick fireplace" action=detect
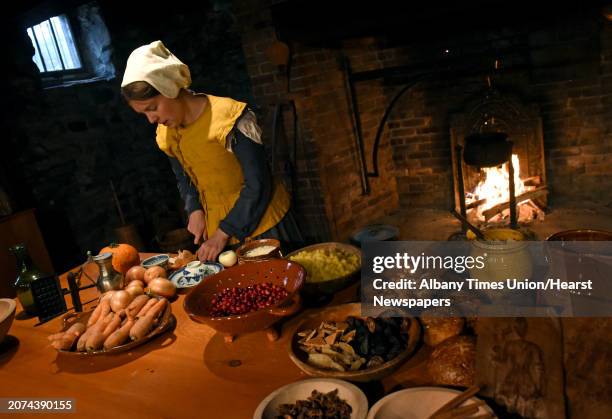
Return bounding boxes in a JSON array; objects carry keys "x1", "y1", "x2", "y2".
[
  {"x1": 450, "y1": 89, "x2": 548, "y2": 229},
  {"x1": 235, "y1": 0, "x2": 612, "y2": 242}
]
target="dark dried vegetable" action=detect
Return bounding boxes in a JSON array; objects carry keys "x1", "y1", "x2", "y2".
[
  {"x1": 276, "y1": 389, "x2": 352, "y2": 419},
  {"x1": 298, "y1": 316, "x2": 411, "y2": 372},
  {"x1": 346, "y1": 316, "x2": 410, "y2": 363}
]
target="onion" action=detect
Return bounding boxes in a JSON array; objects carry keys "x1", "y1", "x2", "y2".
[
  {"x1": 100, "y1": 291, "x2": 115, "y2": 302},
  {"x1": 125, "y1": 285, "x2": 144, "y2": 298},
  {"x1": 144, "y1": 266, "x2": 167, "y2": 284},
  {"x1": 125, "y1": 265, "x2": 146, "y2": 283},
  {"x1": 110, "y1": 290, "x2": 133, "y2": 312},
  {"x1": 218, "y1": 250, "x2": 237, "y2": 267},
  {"x1": 147, "y1": 278, "x2": 176, "y2": 299},
  {"x1": 126, "y1": 280, "x2": 145, "y2": 289}
]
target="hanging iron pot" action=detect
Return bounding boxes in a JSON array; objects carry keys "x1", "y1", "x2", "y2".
[{"x1": 463, "y1": 132, "x2": 513, "y2": 168}]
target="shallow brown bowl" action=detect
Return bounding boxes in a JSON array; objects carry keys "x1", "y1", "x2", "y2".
[
  {"x1": 183, "y1": 259, "x2": 305, "y2": 336},
  {"x1": 236, "y1": 238, "x2": 282, "y2": 264},
  {"x1": 546, "y1": 229, "x2": 612, "y2": 241},
  {"x1": 0, "y1": 299, "x2": 16, "y2": 343},
  {"x1": 56, "y1": 300, "x2": 175, "y2": 356},
  {"x1": 288, "y1": 303, "x2": 421, "y2": 382}
]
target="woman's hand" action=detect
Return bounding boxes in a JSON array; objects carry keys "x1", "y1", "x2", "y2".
[
  {"x1": 187, "y1": 209, "x2": 207, "y2": 245},
  {"x1": 197, "y1": 228, "x2": 230, "y2": 262}
]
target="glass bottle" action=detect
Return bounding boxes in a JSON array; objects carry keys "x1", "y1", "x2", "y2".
[{"x1": 9, "y1": 243, "x2": 46, "y2": 316}]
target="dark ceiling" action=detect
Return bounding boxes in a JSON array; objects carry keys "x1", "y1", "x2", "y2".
[{"x1": 270, "y1": 0, "x2": 606, "y2": 45}]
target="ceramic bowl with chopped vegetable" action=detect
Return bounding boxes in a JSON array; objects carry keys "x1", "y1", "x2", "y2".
[
  {"x1": 286, "y1": 242, "x2": 361, "y2": 300},
  {"x1": 253, "y1": 378, "x2": 368, "y2": 419}
]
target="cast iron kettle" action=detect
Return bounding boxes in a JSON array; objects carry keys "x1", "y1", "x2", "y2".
[{"x1": 463, "y1": 132, "x2": 513, "y2": 168}]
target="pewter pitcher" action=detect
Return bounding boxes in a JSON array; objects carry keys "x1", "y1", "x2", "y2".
[{"x1": 92, "y1": 252, "x2": 124, "y2": 293}]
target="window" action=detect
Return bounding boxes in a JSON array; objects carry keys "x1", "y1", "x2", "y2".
[
  {"x1": 27, "y1": 15, "x2": 82, "y2": 74},
  {"x1": 23, "y1": 2, "x2": 115, "y2": 87}
]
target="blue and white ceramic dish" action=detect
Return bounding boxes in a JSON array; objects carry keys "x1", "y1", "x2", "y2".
[
  {"x1": 168, "y1": 261, "x2": 224, "y2": 289},
  {"x1": 141, "y1": 254, "x2": 170, "y2": 269}
]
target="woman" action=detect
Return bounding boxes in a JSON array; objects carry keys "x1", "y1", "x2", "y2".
[{"x1": 121, "y1": 41, "x2": 302, "y2": 261}]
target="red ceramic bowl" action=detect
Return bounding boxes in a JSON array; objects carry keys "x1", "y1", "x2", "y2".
[{"x1": 183, "y1": 259, "x2": 305, "y2": 336}]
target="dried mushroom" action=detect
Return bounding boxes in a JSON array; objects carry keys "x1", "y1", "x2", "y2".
[
  {"x1": 276, "y1": 389, "x2": 352, "y2": 419},
  {"x1": 297, "y1": 316, "x2": 410, "y2": 372}
]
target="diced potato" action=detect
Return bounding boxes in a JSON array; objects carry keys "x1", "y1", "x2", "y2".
[{"x1": 289, "y1": 248, "x2": 360, "y2": 282}]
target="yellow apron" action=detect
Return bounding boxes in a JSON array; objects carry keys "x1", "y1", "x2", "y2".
[{"x1": 156, "y1": 94, "x2": 290, "y2": 243}]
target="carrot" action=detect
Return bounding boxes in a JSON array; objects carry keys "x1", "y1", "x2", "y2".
[
  {"x1": 48, "y1": 331, "x2": 66, "y2": 341},
  {"x1": 49, "y1": 322, "x2": 85, "y2": 342},
  {"x1": 148, "y1": 298, "x2": 168, "y2": 319},
  {"x1": 87, "y1": 301, "x2": 104, "y2": 327},
  {"x1": 136, "y1": 298, "x2": 157, "y2": 318},
  {"x1": 87, "y1": 299, "x2": 111, "y2": 327},
  {"x1": 127, "y1": 295, "x2": 150, "y2": 317},
  {"x1": 129, "y1": 316, "x2": 155, "y2": 341},
  {"x1": 130, "y1": 299, "x2": 168, "y2": 341},
  {"x1": 103, "y1": 318, "x2": 135, "y2": 349},
  {"x1": 85, "y1": 312, "x2": 114, "y2": 352},
  {"x1": 99, "y1": 298, "x2": 112, "y2": 318},
  {"x1": 103, "y1": 313, "x2": 122, "y2": 335},
  {"x1": 50, "y1": 323, "x2": 86, "y2": 350},
  {"x1": 76, "y1": 328, "x2": 91, "y2": 352}
]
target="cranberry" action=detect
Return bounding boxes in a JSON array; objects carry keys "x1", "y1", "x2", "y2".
[{"x1": 209, "y1": 282, "x2": 289, "y2": 317}]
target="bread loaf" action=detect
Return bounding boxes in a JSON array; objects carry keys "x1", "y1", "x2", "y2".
[{"x1": 427, "y1": 335, "x2": 475, "y2": 387}]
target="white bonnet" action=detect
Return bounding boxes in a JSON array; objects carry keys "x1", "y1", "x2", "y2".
[{"x1": 121, "y1": 40, "x2": 191, "y2": 99}]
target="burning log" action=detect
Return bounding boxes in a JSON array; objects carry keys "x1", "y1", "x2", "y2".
[
  {"x1": 522, "y1": 176, "x2": 542, "y2": 186},
  {"x1": 466, "y1": 198, "x2": 487, "y2": 210},
  {"x1": 483, "y1": 186, "x2": 548, "y2": 221}
]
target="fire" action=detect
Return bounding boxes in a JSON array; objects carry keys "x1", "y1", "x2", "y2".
[{"x1": 466, "y1": 154, "x2": 534, "y2": 221}]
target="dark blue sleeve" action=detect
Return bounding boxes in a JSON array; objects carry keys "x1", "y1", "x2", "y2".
[
  {"x1": 169, "y1": 157, "x2": 202, "y2": 215},
  {"x1": 219, "y1": 131, "x2": 272, "y2": 240}
]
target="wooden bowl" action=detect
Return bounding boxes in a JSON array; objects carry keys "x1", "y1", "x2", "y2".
[
  {"x1": 285, "y1": 242, "x2": 362, "y2": 300},
  {"x1": 546, "y1": 229, "x2": 612, "y2": 241},
  {"x1": 183, "y1": 259, "x2": 305, "y2": 338},
  {"x1": 0, "y1": 299, "x2": 16, "y2": 343},
  {"x1": 288, "y1": 303, "x2": 421, "y2": 382},
  {"x1": 235, "y1": 239, "x2": 282, "y2": 264}
]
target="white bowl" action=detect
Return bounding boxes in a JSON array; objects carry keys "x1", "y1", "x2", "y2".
[
  {"x1": 367, "y1": 387, "x2": 496, "y2": 419},
  {"x1": 168, "y1": 261, "x2": 224, "y2": 289},
  {"x1": 253, "y1": 378, "x2": 368, "y2": 419},
  {"x1": 0, "y1": 299, "x2": 16, "y2": 342},
  {"x1": 141, "y1": 254, "x2": 170, "y2": 269}
]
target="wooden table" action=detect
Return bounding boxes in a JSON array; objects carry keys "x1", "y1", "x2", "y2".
[{"x1": 0, "y1": 255, "x2": 432, "y2": 418}]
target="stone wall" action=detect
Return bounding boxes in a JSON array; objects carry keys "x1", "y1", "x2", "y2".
[{"x1": 4, "y1": 0, "x2": 252, "y2": 271}]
